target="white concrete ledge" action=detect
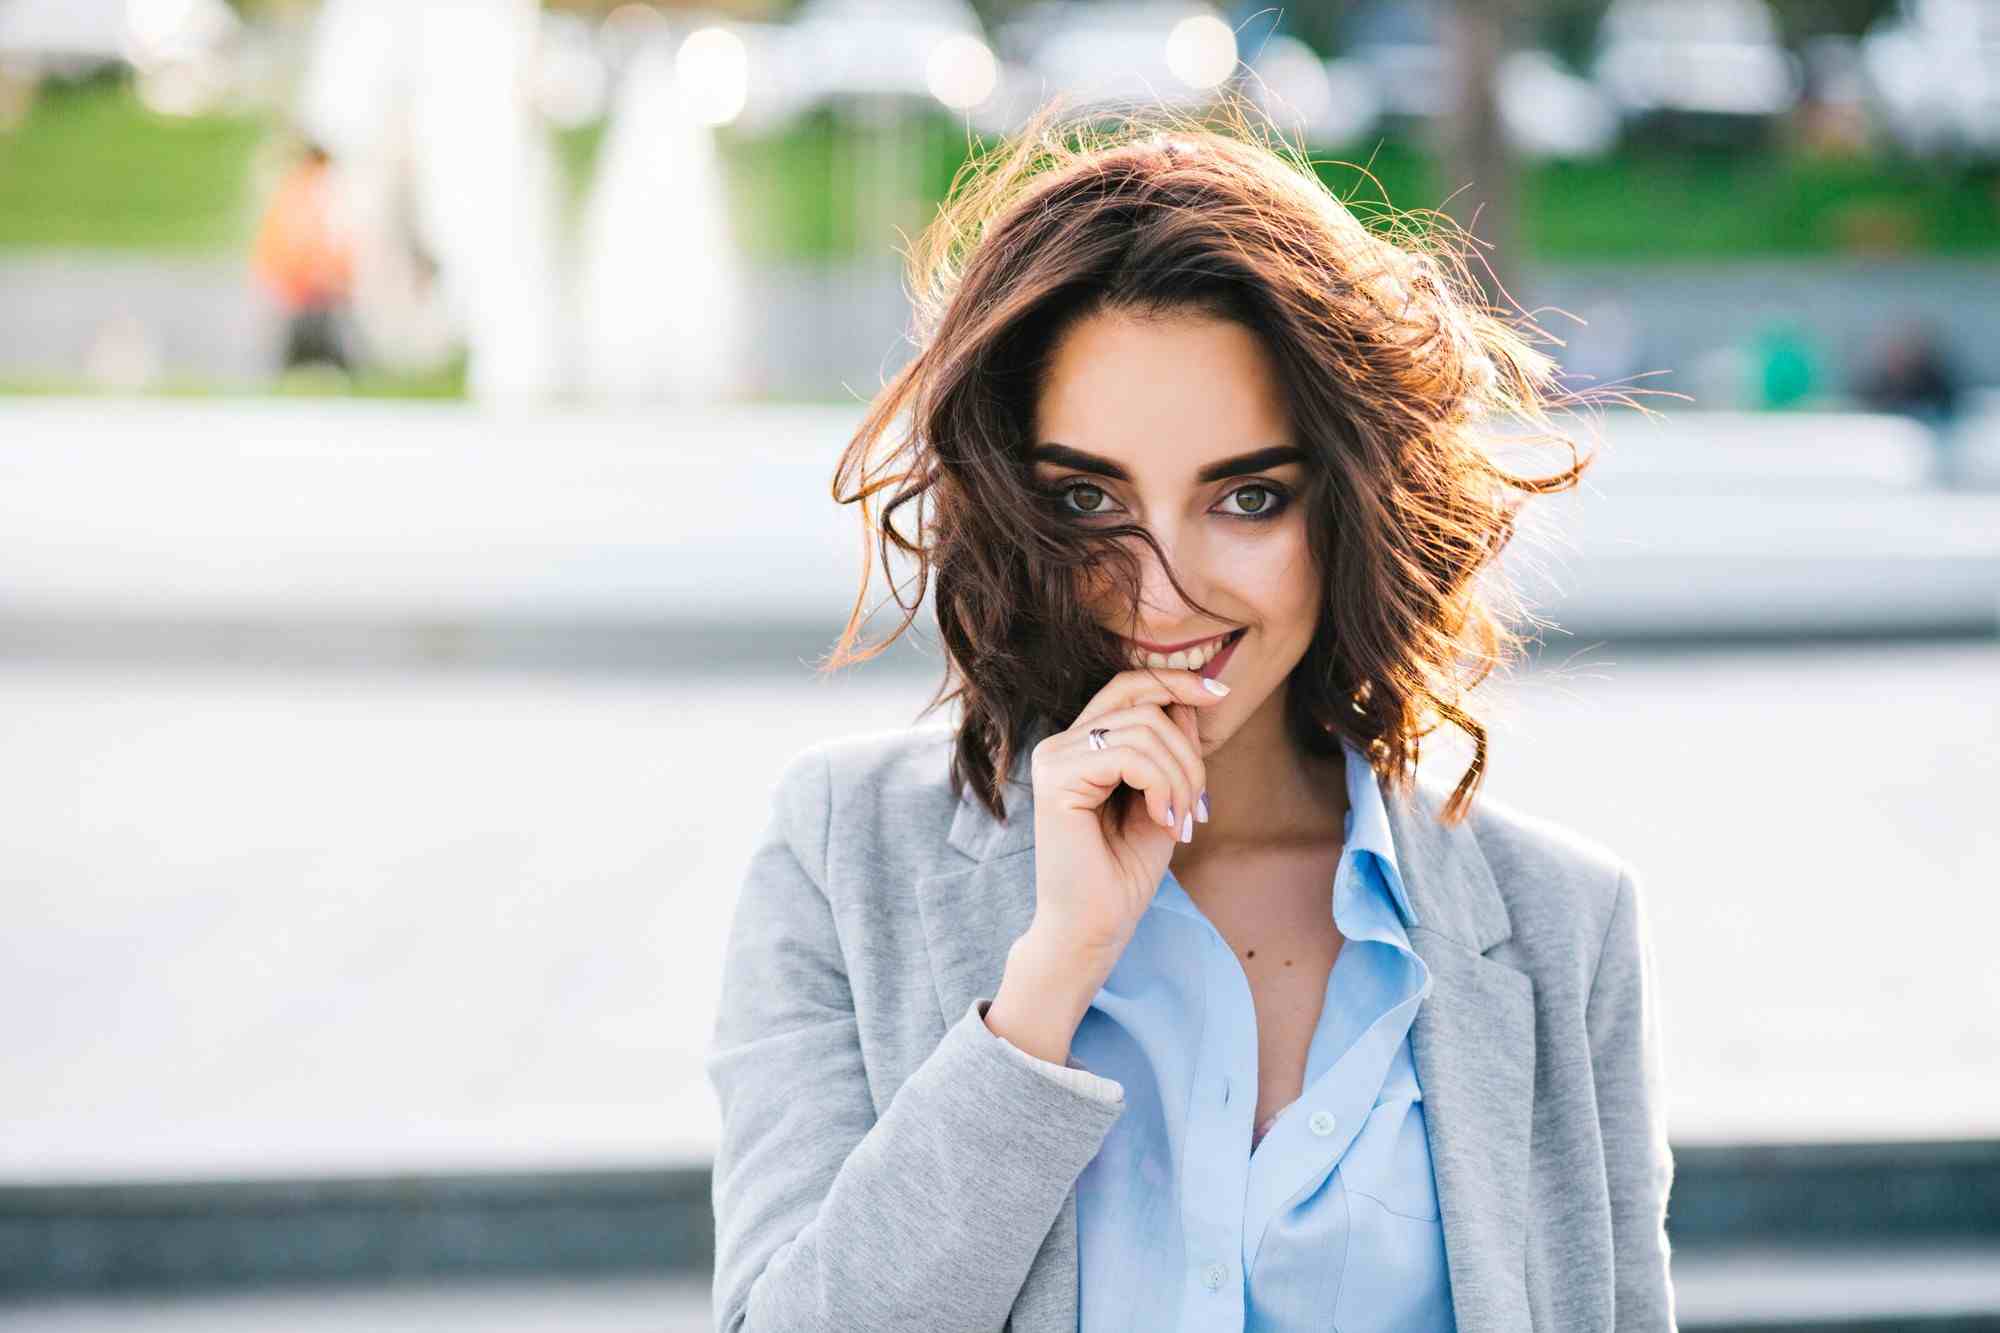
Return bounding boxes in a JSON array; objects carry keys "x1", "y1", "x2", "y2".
[{"x1": 0, "y1": 400, "x2": 1994, "y2": 640}]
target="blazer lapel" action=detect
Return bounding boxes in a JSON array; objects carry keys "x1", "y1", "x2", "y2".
[
  {"x1": 913, "y1": 734, "x2": 1078, "y2": 1333},
  {"x1": 1382, "y1": 775, "x2": 1538, "y2": 1333},
  {"x1": 914, "y1": 741, "x2": 1536, "y2": 1333},
  {"x1": 915, "y1": 849, "x2": 1039, "y2": 1033},
  {"x1": 915, "y1": 731, "x2": 1042, "y2": 1031}
]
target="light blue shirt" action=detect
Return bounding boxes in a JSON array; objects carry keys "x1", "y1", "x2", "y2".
[{"x1": 1067, "y1": 739, "x2": 1455, "y2": 1332}]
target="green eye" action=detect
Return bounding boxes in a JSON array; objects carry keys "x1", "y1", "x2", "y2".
[
  {"x1": 1219, "y1": 484, "x2": 1290, "y2": 520},
  {"x1": 1061, "y1": 482, "x2": 1117, "y2": 516}
]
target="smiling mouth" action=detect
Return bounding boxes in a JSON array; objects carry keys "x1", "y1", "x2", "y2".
[{"x1": 1126, "y1": 628, "x2": 1244, "y2": 671}]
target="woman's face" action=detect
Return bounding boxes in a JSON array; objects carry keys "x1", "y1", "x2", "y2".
[{"x1": 1030, "y1": 308, "x2": 1320, "y2": 755}]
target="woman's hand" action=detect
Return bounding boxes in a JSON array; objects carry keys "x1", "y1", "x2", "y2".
[{"x1": 1027, "y1": 667, "x2": 1230, "y2": 964}]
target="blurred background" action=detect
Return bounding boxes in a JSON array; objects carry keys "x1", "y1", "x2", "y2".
[{"x1": 0, "y1": 0, "x2": 1996, "y2": 1329}]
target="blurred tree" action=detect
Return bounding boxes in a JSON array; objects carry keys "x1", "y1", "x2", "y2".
[
  {"x1": 1438, "y1": 0, "x2": 1519, "y2": 307},
  {"x1": 1761, "y1": 0, "x2": 1901, "y2": 43},
  {"x1": 1541, "y1": 0, "x2": 1609, "y2": 68}
]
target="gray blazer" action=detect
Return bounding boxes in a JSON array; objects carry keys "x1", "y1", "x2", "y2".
[{"x1": 706, "y1": 721, "x2": 1678, "y2": 1332}]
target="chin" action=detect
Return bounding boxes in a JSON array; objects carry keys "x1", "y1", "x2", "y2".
[{"x1": 1195, "y1": 702, "x2": 1243, "y2": 752}]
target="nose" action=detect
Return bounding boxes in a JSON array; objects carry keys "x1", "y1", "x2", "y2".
[{"x1": 1129, "y1": 520, "x2": 1202, "y2": 625}]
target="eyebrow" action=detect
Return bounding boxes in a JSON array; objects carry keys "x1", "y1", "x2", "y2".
[{"x1": 1030, "y1": 442, "x2": 1308, "y2": 484}]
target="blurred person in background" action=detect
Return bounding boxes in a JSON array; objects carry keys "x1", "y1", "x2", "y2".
[
  {"x1": 1857, "y1": 317, "x2": 1968, "y2": 486},
  {"x1": 252, "y1": 137, "x2": 355, "y2": 377},
  {"x1": 706, "y1": 97, "x2": 1676, "y2": 1333}
]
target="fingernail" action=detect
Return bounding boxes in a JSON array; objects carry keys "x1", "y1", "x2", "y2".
[
  {"x1": 1196, "y1": 790, "x2": 1210, "y2": 823},
  {"x1": 1180, "y1": 811, "x2": 1193, "y2": 843},
  {"x1": 1164, "y1": 803, "x2": 1176, "y2": 831},
  {"x1": 1201, "y1": 678, "x2": 1230, "y2": 696}
]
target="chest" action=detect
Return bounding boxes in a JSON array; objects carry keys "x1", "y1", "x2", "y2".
[{"x1": 1174, "y1": 844, "x2": 1348, "y2": 1132}]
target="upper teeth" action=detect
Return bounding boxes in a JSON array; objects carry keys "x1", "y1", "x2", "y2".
[{"x1": 1129, "y1": 632, "x2": 1233, "y2": 671}]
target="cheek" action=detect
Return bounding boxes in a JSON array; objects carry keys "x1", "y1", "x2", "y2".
[
  {"x1": 1074, "y1": 562, "x2": 1124, "y2": 615},
  {"x1": 1223, "y1": 525, "x2": 1318, "y2": 627}
]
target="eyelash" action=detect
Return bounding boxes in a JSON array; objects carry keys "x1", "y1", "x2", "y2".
[{"x1": 1053, "y1": 479, "x2": 1293, "y2": 524}]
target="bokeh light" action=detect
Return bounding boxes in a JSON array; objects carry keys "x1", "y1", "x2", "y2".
[
  {"x1": 925, "y1": 32, "x2": 996, "y2": 111},
  {"x1": 676, "y1": 25, "x2": 748, "y2": 128},
  {"x1": 1164, "y1": 13, "x2": 1236, "y2": 91}
]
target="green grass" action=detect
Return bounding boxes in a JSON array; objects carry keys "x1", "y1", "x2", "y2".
[
  {"x1": 0, "y1": 73, "x2": 272, "y2": 250},
  {"x1": 718, "y1": 113, "x2": 2000, "y2": 261},
  {"x1": 1521, "y1": 145, "x2": 2000, "y2": 257},
  {"x1": 711, "y1": 107, "x2": 975, "y2": 261},
  {"x1": 0, "y1": 354, "x2": 469, "y2": 400},
  {"x1": 3, "y1": 77, "x2": 1995, "y2": 262},
  {"x1": 553, "y1": 118, "x2": 607, "y2": 227}
]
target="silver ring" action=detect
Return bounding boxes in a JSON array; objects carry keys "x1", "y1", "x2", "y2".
[{"x1": 1087, "y1": 727, "x2": 1110, "y2": 752}]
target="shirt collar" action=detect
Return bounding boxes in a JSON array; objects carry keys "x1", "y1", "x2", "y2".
[
  {"x1": 1153, "y1": 737, "x2": 1422, "y2": 932},
  {"x1": 1342, "y1": 738, "x2": 1420, "y2": 930}
]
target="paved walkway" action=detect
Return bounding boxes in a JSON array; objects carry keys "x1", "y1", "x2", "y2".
[
  {"x1": 1, "y1": 638, "x2": 1996, "y2": 1186},
  {"x1": 0, "y1": 1277, "x2": 709, "y2": 1332},
  {"x1": 8, "y1": 1244, "x2": 2000, "y2": 1330}
]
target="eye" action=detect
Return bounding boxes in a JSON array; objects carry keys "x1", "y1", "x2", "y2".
[
  {"x1": 1216, "y1": 483, "x2": 1290, "y2": 521},
  {"x1": 1057, "y1": 481, "x2": 1123, "y2": 518}
]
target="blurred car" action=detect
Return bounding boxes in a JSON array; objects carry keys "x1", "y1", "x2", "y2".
[
  {"x1": 1860, "y1": 0, "x2": 2000, "y2": 159},
  {"x1": 1590, "y1": 0, "x2": 1802, "y2": 146},
  {"x1": 1496, "y1": 47, "x2": 1619, "y2": 159},
  {"x1": 1337, "y1": 0, "x2": 1451, "y2": 123}
]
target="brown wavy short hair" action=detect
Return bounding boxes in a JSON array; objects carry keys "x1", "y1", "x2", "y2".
[{"x1": 822, "y1": 94, "x2": 1651, "y2": 827}]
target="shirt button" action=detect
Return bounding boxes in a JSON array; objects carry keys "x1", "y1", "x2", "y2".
[
  {"x1": 1202, "y1": 1260, "x2": 1227, "y2": 1290},
  {"x1": 1309, "y1": 1110, "x2": 1338, "y2": 1136}
]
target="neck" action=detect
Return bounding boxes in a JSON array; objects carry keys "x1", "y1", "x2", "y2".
[{"x1": 1183, "y1": 686, "x2": 1348, "y2": 852}]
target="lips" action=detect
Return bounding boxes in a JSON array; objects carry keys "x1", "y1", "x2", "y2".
[
  {"x1": 1197, "y1": 628, "x2": 1245, "y2": 680},
  {"x1": 1125, "y1": 627, "x2": 1244, "y2": 673}
]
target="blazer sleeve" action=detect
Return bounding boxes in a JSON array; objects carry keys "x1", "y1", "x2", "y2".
[
  {"x1": 1586, "y1": 862, "x2": 1680, "y2": 1332},
  {"x1": 704, "y1": 747, "x2": 1128, "y2": 1333},
  {"x1": 988, "y1": 1025, "x2": 1126, "y2": 1103}
]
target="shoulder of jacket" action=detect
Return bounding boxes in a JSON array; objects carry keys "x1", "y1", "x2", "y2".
[
  {"x1": 1450, "y1": 781, "x2": 1637, "y2": 954},
  {"x1": 765, "y1": 723, "x2": 962, "y2": 868},
  {"x1": 772, "y1": 722, "x2": 958, "y2": 800}
]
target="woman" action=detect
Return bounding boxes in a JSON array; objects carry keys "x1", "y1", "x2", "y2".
[{"x1": 706, "y1": 100, "x2": 1675, "y2": 1332}]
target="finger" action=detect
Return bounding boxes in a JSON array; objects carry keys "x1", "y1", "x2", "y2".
[
  {"x1": 1066, "y1": 728, "x2": 1181, "y2": 833},
  {"x1": 1166, "y1": 701, "x2": 1206, "y2": 816},
  {"x1": 1085, "y1": 722, "x2": 1191, "y2": 833},
  {"x1": 1087, "y1": 704, "x2": 1204, "y2": 827},
  {"x1": 1075, "y1": 664, "x2": 1231, "y2": 730},
  {"x1": 1093, "y1": 715, "x2": 1193, "y2": 837}
]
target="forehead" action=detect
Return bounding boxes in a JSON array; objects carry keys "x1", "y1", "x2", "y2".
[{"x1": 1032, "y1": 310, "x2": 1290, "y2": 468}]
